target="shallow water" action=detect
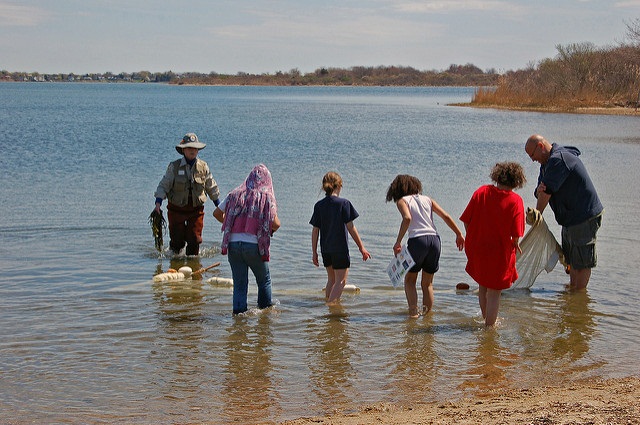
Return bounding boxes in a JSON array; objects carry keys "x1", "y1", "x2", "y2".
[{"x1": 0, "y1": 83, "x2": 639, "y2": 424}]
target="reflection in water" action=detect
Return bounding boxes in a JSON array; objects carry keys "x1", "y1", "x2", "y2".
[
  {"x1": 220, "y1": 313, "x2": 281, "y2": 424},
  {"x1": 305, "y1": 304, "x2": 358, "y2": 411},
  {"x1": 458, "y1": 329, "x2": 517, "y2": 397},
  {"x1": 150, "y1": 264, "x2": 208, "y2": 417},
  {"x1": 152, "y1": 257, "x2": 205, "y2": 323},
  {"x1": 385, "y1": 317, "x2": 439, "y2": 403},
  {"x1": 552, "y1": 291, "x2": 598, "y2": 363}
]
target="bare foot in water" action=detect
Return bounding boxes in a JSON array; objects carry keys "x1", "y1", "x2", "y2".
[{"x1": 408, "y1": 307, "x2": 420, "y2": 318}]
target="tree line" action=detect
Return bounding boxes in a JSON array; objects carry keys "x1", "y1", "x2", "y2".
[
  {"x1": 172, "y1": 64, "x2": 499, "y2": 86},
  {"x1": 471, "y1": 18, "x2": 640, "y2": 110},
  {"x1": 0, "y1": 64, "x2": 499, "y2": 86},
  {"x1": 0, "y1": 70, "x2": 179, "y2": 83}
]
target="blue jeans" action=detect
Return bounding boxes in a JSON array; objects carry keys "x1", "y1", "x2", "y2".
[{"x1": 227, "y1": 241, "x2": 273, "y2": 314}]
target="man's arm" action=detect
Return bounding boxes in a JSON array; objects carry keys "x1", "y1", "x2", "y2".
[{"x1": 535, "y1": 182, "x2": 551, "y2": 213}]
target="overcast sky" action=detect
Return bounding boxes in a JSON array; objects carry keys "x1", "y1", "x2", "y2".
[{"x1": 1, "y1": 0, "x2": 639, "y2": 75}]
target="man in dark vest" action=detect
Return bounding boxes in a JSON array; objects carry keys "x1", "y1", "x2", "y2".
[{"x1": 155, "y1": 133, "x2": 220, "y2": 256}]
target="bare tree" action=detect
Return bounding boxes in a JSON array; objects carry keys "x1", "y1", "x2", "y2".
[{"x1": 626, "y1": 18, "x2": 640, "y2": 44}]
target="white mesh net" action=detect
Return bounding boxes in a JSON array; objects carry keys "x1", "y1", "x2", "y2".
[{"x1": 510, "y1": 208, "x2": 566, "y2": 290}]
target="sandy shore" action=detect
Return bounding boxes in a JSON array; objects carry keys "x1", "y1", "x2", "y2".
[
  {"x1": 573, "y1": 107, "x2": 640, "y2": 116},
  {"x1": 454, "y1": 103, "x2": 640, "y2": 116},
  {"x1": 279, "y1": 376, "x2": 640, "y2": 425}
]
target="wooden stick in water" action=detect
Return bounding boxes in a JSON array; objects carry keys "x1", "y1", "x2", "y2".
[{"x1": 191, "y1": 262, "x2": 221, "y2": 276}]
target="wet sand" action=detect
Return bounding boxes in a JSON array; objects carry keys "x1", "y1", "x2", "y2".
[
  {"x1": 277, "y1": 376, "x2": 640, "y2": 425},
  {"x1": 456, "y1": 103, "x2": 640, "y2": 116},
  {"x1": 573, "y1": 107, "x2": 640, "y2": 116}
]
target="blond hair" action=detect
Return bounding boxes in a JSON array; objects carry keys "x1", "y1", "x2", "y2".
[{"x1": 322, "y1": 171, "x2": 342, "y2": 196}]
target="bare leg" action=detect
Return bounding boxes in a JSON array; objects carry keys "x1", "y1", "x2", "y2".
[
  {"x1": 569, "y1": 267, "x2": 591, "y2": 291},
  {"x1": 478, "y1": 285, "x2": 488, "y2": 320},
  {"x1": 420, "y1": 271, "x2": 435, "y2": 315},
  {"x1": 404, "y1": 271, "x2": 419, "y2": 318},
  {"x1": 324, "y1": 266, "x2": 335, "y2": 300},
  {"x1": 484, "y1": 288, "x2": 501, "y2": 327},
  {"x1": 327, "y1": 268, "x2": 348, "y2": 305}
]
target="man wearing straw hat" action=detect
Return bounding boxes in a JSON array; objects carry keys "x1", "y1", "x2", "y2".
[{"x1": 154, "y1": 133, "x2": 220, "y2": 256}]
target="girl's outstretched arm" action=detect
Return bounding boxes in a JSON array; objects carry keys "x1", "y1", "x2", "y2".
[
  {"x1": 346, "y1": 221, "x2": 371, "y2": 261},
  {"x1": 213, "y1": 206, "x2": 225, "y2": 223},
  {"x1": 432, "y1": 199, "x2": 465, "y2": 251},
  {"x1": 393, "y1": 198, "x2": 411, "y2": 255}
]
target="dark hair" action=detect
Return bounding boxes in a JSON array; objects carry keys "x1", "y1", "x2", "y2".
[
  {"x1": 385, "y1": 174, "x2": 422, "y2": 202},
  {"x1": 490, "y1": 162, "x2": 527, "y2": 189},
  {"x1": 322, "y1": 171, "x2": 342, "y2": 196}
]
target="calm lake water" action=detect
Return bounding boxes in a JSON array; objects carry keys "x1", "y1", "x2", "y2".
[{"x1": 0, "y1": 83, "x2": 639, "y2": 424}]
